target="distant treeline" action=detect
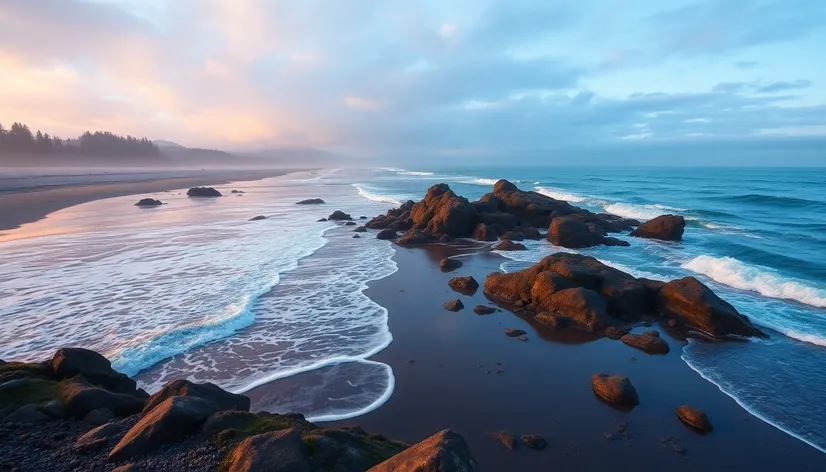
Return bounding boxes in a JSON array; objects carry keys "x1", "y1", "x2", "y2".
[{"x1": 0, "y1": 121, "x2": 160, "y2": 157}]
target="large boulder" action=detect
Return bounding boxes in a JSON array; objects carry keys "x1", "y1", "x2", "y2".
[
  {"x1": 448, "y1": 276, "x2": 479, "y2": 294},
  {"x1": 439, "y1": 258, "x2": 462, "y2": 272},
  {"x1": 376, "y1": 229, "x2": 398, "y2": 240},
  {"x1": 630, "y1": 215, "x2": 685, "y2": 241},
  {"x1": 547, "y1": 216, "x2": 605, "y2": 249},
  {"x1": 591, "y1": 374, "x2": 639, "y2": 406},
  {"x1": 58, "y1": 376, "x2": 145, "y2": 418},
  {"x1": 186, "y1": 187, "x2": 222, "y2": 197},
  {"x1": 135, "y1": 198, "x2": 163, "y2": 207},
  {"x1": 108, "y1": 396, "x2": 217, "y2": 462},
  {"x1": 225, "y1": 428, "x2": 311, "y2": 472},
  {"x1": 409, "y1": 184, "x2": 477, "y2": 237},
  {"x1": 367, "y1": 429, "x2": 478, "y2": 472},
  {"x1": 52, "y1": 348, "x2": 136, "y2": 394},
  {"x1": 328, "y1": 210, "x2": 352, "y2": 221},
  {"x1": 142, "y1": 379, "x2": 250, "y2": 414},
  {"x1": 539, "y1": 288, "x2": 612, "y2": 331},
  {"x1": 657, "y1": 277, "x2": 765, "y2": 337}
]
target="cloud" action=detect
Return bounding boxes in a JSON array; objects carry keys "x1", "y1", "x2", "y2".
[{"x1": 755, "y1": 80, "x2": 813, "y2": 93}]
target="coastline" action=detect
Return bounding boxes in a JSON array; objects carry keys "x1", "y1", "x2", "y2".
[
  {"x1": 0, "y1": 167, "x2": 308, "y2": 231},
  {"x1": 323, "y1": 244, "x2": 826, "y2": 471}
]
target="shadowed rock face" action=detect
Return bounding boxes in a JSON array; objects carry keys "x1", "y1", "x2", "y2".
[
  {"x1": 328, "y1": 210, "x2": 353, "y2": 221},
  {"x1": 186, "y1": 187, "x2": 222, "y2": 197},
  {"x1": 52, "y1": 348, "x2": 137, "y2": 394},
  {"x1": 484, "y1": 252, "x2": 765, "y2": 339},
  {"x1": 367, "y1": 429, "x2": 479, "y2": 472},
  {"x1": 676, "y1": 405, "x2": 713, "y2": 433},
  {"x1": 592, "y1": 374, "x2": 639, "y2": 406},
  {"x1": 142, "y1": 379, "x2": 250, "y2": 414},
  {"x1": 366, "y1": 180, "x2": 639, "y2": 247},
  {"x1": 631, "y1": 214, "x2": 686, "y2": 241},
  {"x1": 135, "y1": 198, "x2": 163, "y2": 207},
  {"x1": 225, "y1": 428, "x2": 311, "y2": 472}
]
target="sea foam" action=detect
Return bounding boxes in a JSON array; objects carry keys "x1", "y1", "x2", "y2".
[
  {"x1": 352, "y1": 184, "x2": 403, "y2": 205},
  {"x1": 682, "y1": 255, "x2": 826, "y2": 308}
]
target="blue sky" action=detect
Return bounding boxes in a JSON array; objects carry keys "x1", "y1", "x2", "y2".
[{"x1": 0, "y1": 0, "x2": 824, "y2": 164}]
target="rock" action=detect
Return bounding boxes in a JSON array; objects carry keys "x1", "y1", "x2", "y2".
[
  {"x1": 658, "y1": 277, "x2": 765, "y2": 337},
  {"x1": 75, "y1": 421, "x2": 123, "y2": 452},
  {"x1": 328, "y1": 210, "x2": 352, "y2": 221},
  {"x1": 186, "y1": 187, "x2": 222, "y2": 197},
  {"x1": 504, "y1": 328, "x2": 526, "y2": 337},
  {"x1": 352, "y1": 226, "x2": 367, "y2": 233},
  {"x1": 225, "y1": 427, "x2": 311, "y2": 472},
  {"x1": 134, "y1": 198, "x2": 163, "y2": 207},
  {"x1": 473, "y1": 223, "x2": 498, "y2": 241},
  {"x1": 360, "y1": 216, "x2": 367, "y2": 219},
  {"x1": 231, "y1": 190, "x2": 243, "y2": 194},
  {"x1": 142, "y1": 379, "x2": 250, "y2": 414},
  {"x1": 248, "y1": 215, "x2": 266, "y2": 221},
  {"x1": 630, "y1": 214, "x2": 686, "y2": 241},
  {"x1": 443, "y1": 300, "x2": 464, "y2": 312},
  {"x1": 603, "y1": 237, "x2": 631, "y2": 247},
  {"x1": 58, "y1": 376, "x2": 145, "y2": 418},
  {"x1": 112, "y1": 464, "x2": 143, "y2": 472},
  {"x1": 2, "y1": 404, "x2": 50, "y2": 424},
  {"x1": 448, "y1": 276, "x2": 479, "y2": 294},
  {"x1": 541, "y1": 288, "x2": 612, "y2": 331},
  {"x1": 353, "y1": 234, "x2": 361, "y2": 239},
  {"x1": 473, "y1": 305, "x2": 497, "y2": 315},
  {"x1": 397, "y1": 230, "x2": 435, "y2": 245},
  {"x1": 367, "y1": 429, "x2": 478, "y2": 472},
  {"x1": 491, "y1": 431, "x2": 515, "y2": 450},
  {"x1": 592, "y1": 374, "x2": 639, "y2": 407},
  {"x1": 500, "y1": 230, "x2": 524, "y2": 241},
  {"x1": 534, "y1": 312, "x2": 571, "y2": 329},
  {"x1": 409, "y1": 184, "x2": 477, "y2": 237},
  {"x1": 295, "y1": 198, "x2": 325, "y2": 205},
  {"x1": 439, "y1": 258, "x2": 462, "y2": 272},
  {"x1": 52, "y1": 348, "x2": 136, "y2": 394},
  {"x1": 376, "y1": 229, "x2": 398, "y2": 240},
  {"x1": 520, "y1": 434, "x2": 547, "y2": 450},
  {"x1": 676, "y1": 405, "x2": 713, "y2": 433},
  {"x1": 547, "y1": 216, "x2": 605, "y2": 249},
  {"x1": 477, "y1": 212, "x2": 518, "y2": 230},
  {"x1": 604, "y1": 326, "x2": 630, "y2": 339},
  {"x1": 620, "y1": 333, "x2": 670, "y2": 354},
  {"x1": 83, "y1": 407, "x2": 117, "y2": 427},
  {"x1": 345, "y1": 221, "x2": 357, "y2": 226},
  {"x1": 519, "y1": 225, "x2": 542, "y2": 240},
  {"x1": 108, "y1": 396, "x2": 217, "y2": 462},
  {"x1": 642, "y1": 330, "x2": 660, "y2": 337},
  {"x1": 317, "y1": 218, "x2": 327, "y2": 222},
  {"x1": 493, "y1": 240, "x2": 526, "y2": 251},
  {"x1": 40, "y1": 399, "x2": 65, "y2": 418}
]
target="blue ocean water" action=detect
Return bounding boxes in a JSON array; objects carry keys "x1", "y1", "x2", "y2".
[{"x1": 357, "y1": 166, "x2": 826, "y2": 452}]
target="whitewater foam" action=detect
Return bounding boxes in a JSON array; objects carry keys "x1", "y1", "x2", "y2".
[
  {"x1": 682, "y1": 255, "x2": 826, "y2": 308},
  {"x1": 603, "y1": 202, "x2": 685, "y2": 221},
  {"x1": 353, "y1": 184, "x2": 403, "y2": 205},
  {"x1": 535, "y1": 186, "x2": 586, "y2": 203},
  {"x1": 461, "y1": 177, "x2": 499, "y2": 186}
]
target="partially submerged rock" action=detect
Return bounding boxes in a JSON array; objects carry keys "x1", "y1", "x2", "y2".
[
  {"x1": 367, "y1": 429, "x2": 478, "y2": 472},
  {"x1": 186, "y1": 187, "x2": 222, "y2": 197},
  {"x1": 135, "y1": 198, "x2": 163, "y2": 207},
  {"x1": 493, "y1": 240, "x2": 526, "y2": 251},
  {"x1": 443, "y1": 299, "x2": 464, "y2": 312},
  {"x1": 248, "y1": 215, "x2": 266, "y2": 221},
  {"x1": 620, "y1": 333, "x2": 670, "y2": 354},
  {"x1": 675, "y1": 405, "x2": 713, "y2": 433},
  {"x1": 504, "y1": 328, "x2": 526, "y2": 337},
  {"x1": 473, "y1": 305, "x2": 497, "y2": 315},
  {"x1": 592, "y1": 374, "x2": 639, "y2": 407},
  {"x1": 630, "y1": 214, "x2": 685, "y2": 241},
  {"x1": 448, "y1": 276, "x2": 479, "y2": 294},
  {"x1": 439, "y1": 258, "x2": 462, "y2": 272},
  {"x1": 296, "y1": 198, "x2": 325, "y2": 205},
  {"x1": 376, "y1": 229, "x2": 398, "y2": 240},
  {"x1": 352, "y1": 226, "x2": 367, "y2": 233},
  {"x1": 328, "y1": 210, "x2": 353, "y2": 221}
]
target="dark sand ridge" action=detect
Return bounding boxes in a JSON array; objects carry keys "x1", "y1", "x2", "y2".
[
  {"x1": 0, "y1": 168, "x2": 306, "y2": 231},
  {"x1": 250, "y1": 240, "x2": 826, "y2": 471}
]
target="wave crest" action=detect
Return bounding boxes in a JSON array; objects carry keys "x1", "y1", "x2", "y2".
[{"x1": 353, "y1": 184, "x2": 402, "y2": 205}]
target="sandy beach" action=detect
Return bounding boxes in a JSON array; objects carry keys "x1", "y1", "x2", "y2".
[{"x1": 0, "y1": 168, "x2": 305, "y2": 232}]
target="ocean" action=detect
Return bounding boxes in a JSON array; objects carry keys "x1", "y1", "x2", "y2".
[{"x1": 1, "y1": 166, "x2": 825, "y2": 450}]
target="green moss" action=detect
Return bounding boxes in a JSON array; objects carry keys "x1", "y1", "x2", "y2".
[
  {"x1": 364, "y1": 437, "x2": 408, "y2": 464},
  {"x1": 302, "y1": 435, "x2": 317, "y2": 456},
  {"x1": 0, "y1": 377, "x2": 60, "y2": 412}
]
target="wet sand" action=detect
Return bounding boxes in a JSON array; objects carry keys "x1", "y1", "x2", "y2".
[
  {"x1": 323, "y1": 244, "x2": 826, "y2": 471},
  {"x1": 0, "y1": 168, "x2": 304, "y2": 231}
]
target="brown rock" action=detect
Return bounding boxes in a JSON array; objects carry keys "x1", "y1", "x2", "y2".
[
  {"x1": 376, "y1": 229, "x2": 398, "y2": 240},
  {"x1": 58, "y1": 376, "x2": 145, "y2": 418},
  {"x1": 540, "y1": 288, "x2": 612, "y2": 331},
  {"x1": 75, "y1": 421, "x2": 123, "y2": 452},
  {"x1": 591, "y1": 374, "x2": 639, "y2": 406},
  {"x1": 630, "y1": 214, "x2": 686, "y2": 241},
  {"x1": 491, "y1": 431, "x2": 515, "y2": 450},
  {"x1": 409, "y1": 184, "x2": 477, "y2": 237},
  {"x1": 439, "y1": 258, "x2": 463, "y2": 272},
  {"x1": 547, "y1": 216, "x2": 605, "y2": 248},
  {"x1": 620, "y1": 333, "x2": 670, "y2": 354},
  {"x1": 52, "y1": 347, "x2": 137, "y2": 394},
  {"x1": 604, "y1": 326, "x2": 630, "y2": 339},
  {"x1": 520, "y1": 434, "x2": 547, "y2": 450},
  {"x1": 473, "y1": 305, "x2": 497, "y2": 315},
  {"x1": 108, "y1": 396, "x2": 217, "y2": 462},
  {"x1": 473, "y1": 223, "x2": 497, "y2": 241},
  {"x1": 397, "y1": 230, "x2": 435, "y2": 245},
  {"x1": 142, "y1": 379, "x2": 250, "y2": 414},
  {"x1": 504, "y1": 328, "x2": 526, "y2": 337},
  {"x1": 676, "y1": 405, "x2": 713, "y2": 433},
  {"x1": 493, "y1": 240, "x2": 526, "y2": 251},
  {"x1": 534, "y1": 312, "x2": 571, "y2": 329},
  {"x1": 448, "y1": 276, "x2": 479, "y2": 294},
  {"x1": 225, "y1": 428, "x2": 311, "y2": 472},
  {"x1": 658, "y1": 277, "x2": 765, "y2": 337},
  {"x1": 443, "y1": 300, "x2": 464, "y2": 312},
  {"x1": 367, "y1": 429, "x2": 478, "y2": 472}
]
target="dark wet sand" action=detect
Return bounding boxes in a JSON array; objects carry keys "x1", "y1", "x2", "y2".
[
  {"x1": 324, "y1": 244, "x2": 826, "y2": 471},
  {"x1": 0, "y1": 168, "x2": 304, "y2": 231}
]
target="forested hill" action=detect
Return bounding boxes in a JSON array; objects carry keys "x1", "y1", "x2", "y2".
[{"x1": 0, "y1": 121, "x2": 160, "y2": 158}]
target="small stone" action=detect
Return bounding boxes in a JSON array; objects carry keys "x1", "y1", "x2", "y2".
[
  {"x1": 504, "y1": 329, "x2": 526, "y2": 337},
  {"x1": 491, "y1": 431, "x2": 516, "y2": 450},
  {"x1": 520, "y1": 434, "x2": 547, "y2": 450}
]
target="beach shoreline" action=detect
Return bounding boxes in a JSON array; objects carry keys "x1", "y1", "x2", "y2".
[{"x1": 0, "y1": 167, "x2": 308, "y2": 231}]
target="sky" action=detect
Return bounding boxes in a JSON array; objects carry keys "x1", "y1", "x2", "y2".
[{"x1": 0, "y1": 0, "x2": 824, "y2": 165}]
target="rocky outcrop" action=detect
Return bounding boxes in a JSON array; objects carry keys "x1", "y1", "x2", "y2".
[
  {"x1": 186, "y1": 187, "x2": 222, "y2": 197},
  {"x1": 675, "y1": 405, "x2": 713, "y2": 433},
  {"x1": 52, "y1": 348, "x2": 137, "y2": 394},
  {"x1": 295, "y1": 198, "x2": 325, "y2": 205},
  {"x1": 135, "y1": 198, "x2": 163, "y2": 207},
  {"x1": 397, "y1": 230, "x2": 435, "y2": 246},
  {"x1": 630, "y1": 214, "x2": 685, "y2": 241},
  {"x1": 376, "y1": 229, "x2": 398, "y2": 240},
  {"x1": 328, "y1": 210, "x2": 353, "y2": 221},
  {"x1": 108, "y1": 396, "x2": 217, "y2": 462},
  {"x1": 367, "y1": 429, "x2": 478, "y2": 472},
  {"x1": 366, "y1": 180, "x2": 638, "y2": 247},
  {"x1": 620, "y1": 332, "x2": 670, "y2": 354},
  {"x1": 439, "y1": 258, "x2": 462, "y2": 272},
  {"x1": 443, "y1": 299, "x2": 464, "y2": 312},
  {"x1": 547, "y1": 216, "x2": 630, "y2": 249},
  {"x1": 483, "y1": 252, "x2": 763, "y2": 339},
  {"x1": 225, "y1": 428, "x2": 310, "y2": 472},
  {"x1": 658, "y1": 277, "x2": 765, "y2": 337},
  {"x1": 591, "y1": 374, "x2": 639, "y2": 406},
  {"x1": 142, "y1": 379, "x2": 250, "y2": 414},
  {"x1": 448, "y1": 276, "x2": 479, "y2": 294}
]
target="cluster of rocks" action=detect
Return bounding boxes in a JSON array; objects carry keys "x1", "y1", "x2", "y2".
[
  {"x1": 0, "y1": 348, "x2": 479, "y2": 472},
  {"x1": 483, "y1": 252, "x2": 765, "y2": 339},
  {"x1": 364, "y1": 180, "x2": 686, "y2": 249}
]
